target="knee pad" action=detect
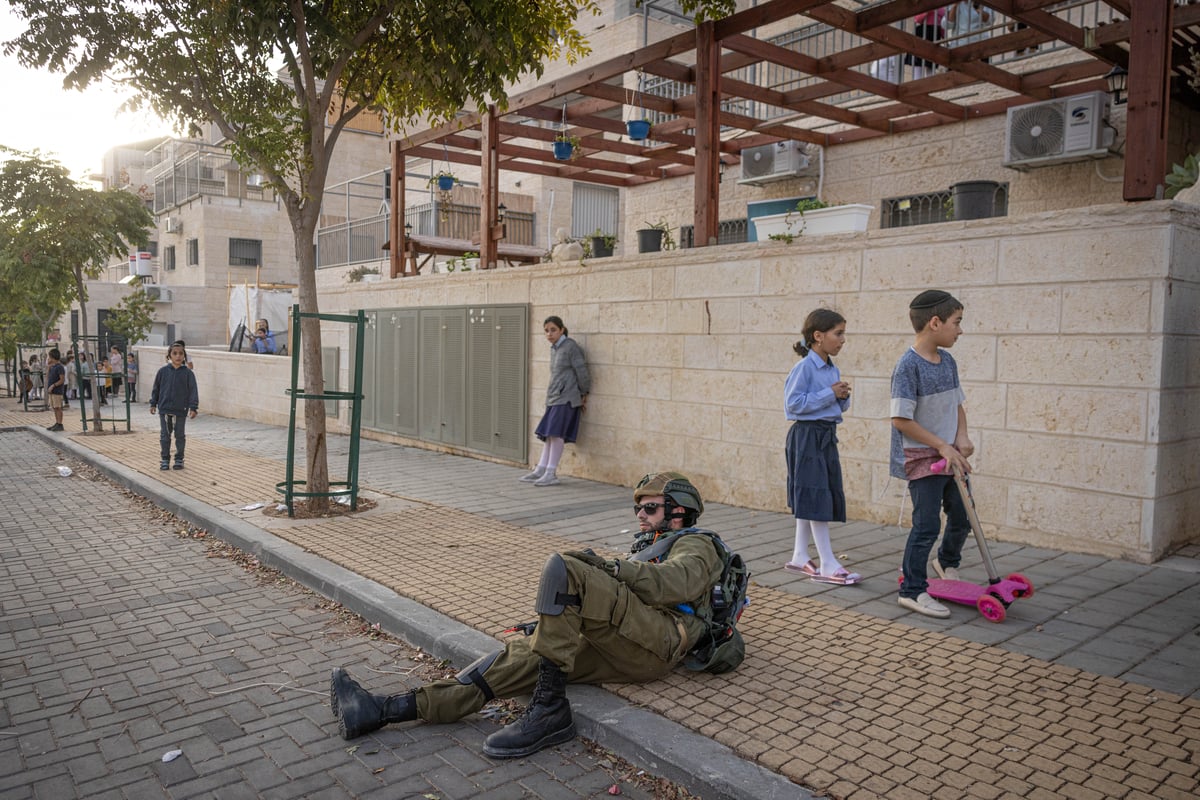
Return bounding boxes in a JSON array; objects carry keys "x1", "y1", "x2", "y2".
[
  {"x1": 535, "y1": 553, "x2": 580, "y2": 616},
  {"x1": 455, "y1": 649, "x2": 501, "y2": 702}
]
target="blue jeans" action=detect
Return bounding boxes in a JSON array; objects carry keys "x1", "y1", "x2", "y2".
[
  {"x1": 159, "y1": 412, "x2": 187, "y2": 463},
  {"x1": 900, "y1": 474, "x2": 971, "y2": 598}
]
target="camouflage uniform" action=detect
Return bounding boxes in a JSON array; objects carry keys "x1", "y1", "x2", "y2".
[{"x1": 416, "y1": 534, "x2": 722, "y2": 723}]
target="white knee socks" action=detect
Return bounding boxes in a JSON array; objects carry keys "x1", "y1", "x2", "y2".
[
  {"x1": 809, "y1": 520, "x2": 844, "y2": 576},
  {"x1": 545, "y1": 437, "x2": 565, "y2": 469},
  {"x1": 791, "y1": 519, "x2": 812, "y2": 566}
]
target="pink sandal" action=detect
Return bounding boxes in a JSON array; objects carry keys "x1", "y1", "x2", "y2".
[
  {"x1": 811, "y1": 568, "x2": 862, "y2": 585},
  {"x1": 784, "y1": 560, "x2": 819, "y2": 577}
]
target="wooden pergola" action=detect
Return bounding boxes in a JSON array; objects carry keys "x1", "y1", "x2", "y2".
[{"x1": 388, "y1": 0, "x2": 1198, "y2": 275}]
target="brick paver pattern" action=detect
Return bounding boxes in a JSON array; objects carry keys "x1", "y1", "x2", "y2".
[
  {"x1": 0, "y1": 431, "x2": 676, "y2": 800},
  {"x1": 65, "y1": 421, "x2": 1200, "y2": 800}
]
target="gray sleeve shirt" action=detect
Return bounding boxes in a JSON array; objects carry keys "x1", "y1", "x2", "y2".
[{"x1": 544, "y1": 337, "x2": 591, "y2": 408}]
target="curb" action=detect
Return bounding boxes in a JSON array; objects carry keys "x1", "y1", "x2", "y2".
[{"x1": 37, "y1": 428, "x2": 815, "y2": 800}]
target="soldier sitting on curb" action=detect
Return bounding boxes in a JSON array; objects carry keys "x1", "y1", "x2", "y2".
[{"x1": 331, "y1": 471, "x2": 730, "y2": 759}]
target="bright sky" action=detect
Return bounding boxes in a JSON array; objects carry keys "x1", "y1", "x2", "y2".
[{"x1": 0, "y1": 4, "x2": 177, "y2": 181}]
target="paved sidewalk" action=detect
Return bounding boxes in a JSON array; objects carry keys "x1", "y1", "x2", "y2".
[
  {"x1": 6, "y1": 399, "x2": 1200, "y2": 799},
  {"x1": 0, "y1": 431, "x2": 695, "y2": 800}
]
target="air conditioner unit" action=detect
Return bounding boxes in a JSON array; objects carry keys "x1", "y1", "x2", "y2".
[
  {"x1": 143, "y1": 286, "x2": 173, "y2": 303},
  {"x1": 738, "y1": 141, "x2": 813, "y2": 186},
  {"x1": 1003, "y1": 91, "x2": 1115, "y2": 170},
  {"x1": 165, "y1": 217, "x2": 182, "y2": 233}
]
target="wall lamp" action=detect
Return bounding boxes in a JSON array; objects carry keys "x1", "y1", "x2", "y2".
[{"x1": 1105, "y1": 65, "x2": 1128, "y2": 106}]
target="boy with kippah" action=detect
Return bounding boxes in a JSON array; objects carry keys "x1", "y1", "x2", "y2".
[{"x1": 890, "y1": 290, "x2": 974, "y2": 618}]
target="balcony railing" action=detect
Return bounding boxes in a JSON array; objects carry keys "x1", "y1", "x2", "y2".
[{"x1": 315, "y1": 203, "x2": 537, "y2": 269}]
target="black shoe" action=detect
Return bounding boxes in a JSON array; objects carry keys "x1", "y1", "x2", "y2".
[
  {"x1": 329, "y1": 668, "x2": 417, "y2": 740},
  {"x1": 173, "y1": 462, "x2": 184, "y2": 470},
  {"x1": 160, "y1": 461, "x2": 170, "y2": 471},
  {"x1": 482, "y1": 657, "x2": 575, "y2": 759},
  {"x1": 46, "y1": 423, "x2": 64, "y2": 431}
]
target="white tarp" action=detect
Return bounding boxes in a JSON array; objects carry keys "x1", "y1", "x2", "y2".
[{"x1": 227, "y1": 285, "x2": 294, "y2": 350}]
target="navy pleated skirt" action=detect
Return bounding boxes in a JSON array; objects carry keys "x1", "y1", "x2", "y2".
[
  {"x1": 535, "y1": 403, "x2": 582, "y2": 443},
  {"x1": 785, "y1": 419, "x2": 846, "y2": 522}
]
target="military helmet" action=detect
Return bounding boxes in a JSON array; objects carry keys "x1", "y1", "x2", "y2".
[{"x1": 635, "y1": 471, "x2": 704, "y2": 520}]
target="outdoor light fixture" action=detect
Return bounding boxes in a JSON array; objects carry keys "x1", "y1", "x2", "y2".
[
  {"x1": 1105, "y1": 65, "x2": 1128, "y2": 106},
  {"x1": 718, "y1": 158, "x2": 727, "y2": 183},
  {"x1": 497, "y1": 203, "x2": 507, "y2": 221},
  {"x1": 404, "y1": 221, "x2": 413, "y2": 237}
]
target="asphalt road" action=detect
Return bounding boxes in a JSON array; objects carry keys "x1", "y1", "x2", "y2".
[{"x1": 0, "y1": 431, "x2": 693, "y2": 800}]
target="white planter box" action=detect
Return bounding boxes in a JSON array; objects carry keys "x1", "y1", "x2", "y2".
[
  {"x1": 361, "y1": 272, "x2": 382, "y2": 283},
  {"x1": 754, "y1": 203, "x2": 873, "y2": 239}
]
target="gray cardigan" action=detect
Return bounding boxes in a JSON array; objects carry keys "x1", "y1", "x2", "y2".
[{"x1": 545, "y1": 336, "x2": 591, "y2": 408}]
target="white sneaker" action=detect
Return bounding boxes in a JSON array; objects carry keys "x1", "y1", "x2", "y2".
[
  {"x1": 931, "y1": 557, "x2": 961, "y2": 582},
  {"x1": 898, "y1": 592, "x2": 951, "y2": 618},
  {"x1": 518, "y1": 468, "x2": 545, "y2": 482},
  {"x1": 534, "y1": 472, "x2": 560, "y2": 486}
]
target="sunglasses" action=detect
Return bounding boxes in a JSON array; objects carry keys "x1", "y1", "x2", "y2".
[{"x1": 633, "y1": 502, "x2": 665, "y2": 515}]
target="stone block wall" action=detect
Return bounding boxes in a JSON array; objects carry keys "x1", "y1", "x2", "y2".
[{"x1": 302, "y1": 200, "x2": 1198, "y2": 563}]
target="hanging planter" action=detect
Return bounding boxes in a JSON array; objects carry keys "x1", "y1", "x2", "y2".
[
  {"x1": 553, "y1": 139, "x2": 576, "y2": 161},
  {"x1": 626, "y1": 119, "x2": 651, "y2": 141},
  {"x1": 436, "y1": 174, "x2": 456, "y2": 191},
  {"x1": 626, "y1": 71, "x2": 651, "y2": 142},
  {"x1": 552, "y1": 98, "x2": 580, "y2": 162}
]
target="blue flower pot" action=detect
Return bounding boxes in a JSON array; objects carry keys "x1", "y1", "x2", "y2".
[
  {"x1": 553, "y1": 141, "x2": 574, "y2": 161},
  {"x1": 436, "y1": 175, "x2": 455, "y2": 191},
  {"x1": 626, "y1": 119, "x2": 651, "y2": 140}
]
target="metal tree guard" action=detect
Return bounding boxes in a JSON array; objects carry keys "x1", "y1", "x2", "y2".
[{"x1": 276, "y1": 305, "x2": 366, "y2": 516}]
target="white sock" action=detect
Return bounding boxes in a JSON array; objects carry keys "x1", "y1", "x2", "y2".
[
  {"x1": 545, "y1": 437, "x2": 565, "y2": 469},
  {"x1": 810, "y1": 521, "x2": 844, "y2": 576},
  {"x1": 791, "y1": 519, "x2": 812, "y2": 565},
  {"x1": 536, "y1": 441, "x2": 552, "y2": 469}
]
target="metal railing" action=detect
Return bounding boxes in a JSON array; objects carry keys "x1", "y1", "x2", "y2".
[{"x1": 316, "y1": 205, "x2": 537, "y2": 268}]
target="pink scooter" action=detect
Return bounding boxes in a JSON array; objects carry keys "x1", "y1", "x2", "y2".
[{"x1": 904, "y1": 459, "x2": 1034, "y2": 622}]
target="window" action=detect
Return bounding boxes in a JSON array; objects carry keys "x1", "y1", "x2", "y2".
[
  {"x1": 146, "y1": 240, "x2": 159, "y2": 258},
  {"x1": 571, "y1": 184, "x2": 618, "y2": 238},
  {"x1": 163, "y1": 245, "x2": 176, "y2": 271},
  {"x1": 229, "y1": 237, "x2": 262, "y2": 267},
  {"x1": 186, "y1": 238, "x2": 199, "y2": 266}
]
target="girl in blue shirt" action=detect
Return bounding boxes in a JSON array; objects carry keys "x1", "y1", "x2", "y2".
[{"x1": 783, "y1": 309, "x2": 860, "y2": 585}]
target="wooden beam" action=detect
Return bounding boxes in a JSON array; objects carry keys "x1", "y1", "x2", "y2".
[
  {"x1": 856, "y1": 0, "x2": 953, "y2": 31},
  {"x1": 694, "y1": 21, "x2": 720, "y2": 248},
  {"x1": 396, "y1": 29, "x2": 697, "y2": 149},
  {"x1": 1124, "y1": 0, "x2": 1172, "y2": 200},
  {"x1": 480, "y1": 105, "x2": 499, "y2": 270},
  {"x1": 390, "y1": 142, "x2": 403, "y2": 278},
  {"x1": 713, "y1": 0, "x2": 832, "y2": 40}
]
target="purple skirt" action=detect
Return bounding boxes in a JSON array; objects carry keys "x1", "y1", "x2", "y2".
[{"x1": 535, "y1": 403, "x2": 582, "y2": 443}]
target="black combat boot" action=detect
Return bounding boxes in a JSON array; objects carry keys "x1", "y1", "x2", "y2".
[
  {"x1": 330, "y1": 667, "x2": 417, "y2": 740},
  {"x1": 482, "y1": 657, "x2": 575, "y2": 758}
]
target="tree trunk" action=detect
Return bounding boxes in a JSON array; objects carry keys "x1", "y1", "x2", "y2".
[
  {"x1": 293, "y1": 212, "x2": 330, "y2": 512},
  {"x1": 74, "y1": 268, "x2": 104, "y2": 428}
]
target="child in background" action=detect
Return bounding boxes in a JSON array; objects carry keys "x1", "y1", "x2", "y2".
[
  {"x1": 126, "y1": 353, "x2": 139, "y2": 402},
  {"x1": 150, "y1": 341, "x2": 199, "y2": 470},
  {"x1": 98, "y1": 358, "x2": 111, "y2": 405},
  {"x1": 29, "y1": 354, "x2": 42, "y2": 400},
  {"x1": 783, "y1": 308, "x2": 861, "y2": 585},
  {"x1": 890, "y1": 290, "x2": 974, "y2": 618},
  {"x1": 44, "y1": 349, "x2": 66, "y2": 431}
]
